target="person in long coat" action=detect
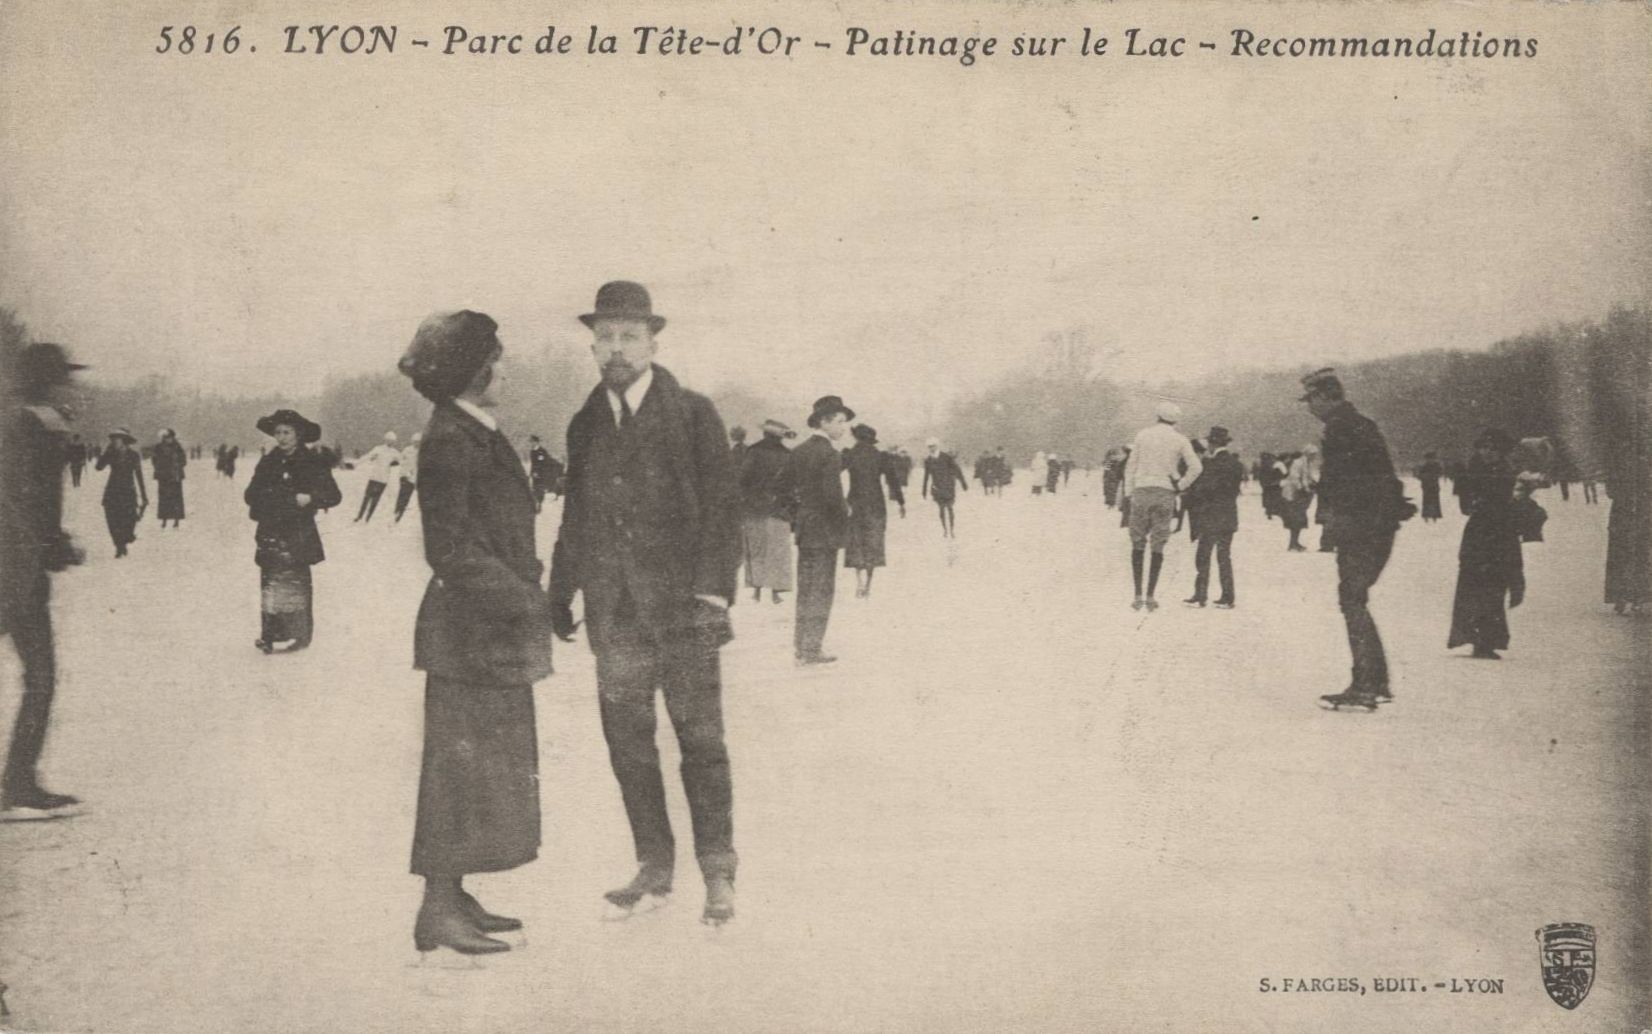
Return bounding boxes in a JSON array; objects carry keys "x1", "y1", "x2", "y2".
[
  {"x1": 1256, "y1": 452, "x2": 1285, "y2": 521},
  {"x1": 1281, "y1": 447, "x2": 1317, "y2": 551},
  {"x1": 244, "y1": 410, "x2": 341, "y2": 653},
  {"x1": 1416, "y1": 451, "x2": 1444, "y2": 522},
  {"x1": 1182, "y1": 426, "x2": 1242, "y2": 608},
  {"x1": 738, "y1": 419, "x2": 796, "y2": 603},
  {"x1": 96, "y1": 428, "x2": 147, "y2": 557},
  {"x1": 398, "y1": 310, "x2": 552, "y2": 956},
  {"x1": 1447, "y1": 429, "x2": 1524, "y2": 659},
  {"x1": 151, "y1": 428, "x2": 187, "y2": 527},
  {"x1": 844, "y1": 423, "x2": 902, "y2": 599},
  {"x1": 1603, "y1": 437, "x2": 1650, "y2": 615},
  {"x1": 549, "y1": 281, "x2": 741, "y2": 926},
  {"x1": 1, "y1": 343, "x2": 88, "y2": 820}
]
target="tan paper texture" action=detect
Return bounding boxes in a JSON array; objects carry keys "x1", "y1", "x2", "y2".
[{"x1": 0, "y1": 1, "x2": 1647, "y2": 1031}]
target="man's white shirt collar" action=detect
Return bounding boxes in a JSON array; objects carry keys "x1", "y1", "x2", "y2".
[
  {"x1": 453, "y1": 397, "x2": 498, "y2": 432},
  {"x1": 606, "y1": 365, "x2": 654, "y2": 425}
]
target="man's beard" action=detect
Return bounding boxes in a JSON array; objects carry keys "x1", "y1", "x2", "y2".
[{"x1": 602, "y1": 362, "x2": 644, "y2": 390}]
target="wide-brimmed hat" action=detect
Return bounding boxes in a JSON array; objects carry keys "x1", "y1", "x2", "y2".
[
  {"x1": 578, "y1": 281, "x2": 665, "y2": 333},
  {"x1": 398, "y1": 310, "x2": 501, "y2": 403},
  {"x1": 256, "y1": 409, "x2": 322, "y2": 443},
  {"x1": 807, "y1": 395, "x2": 855, "y2": 428},
  {"x1": 17, "y1": 342, "x2": 88, "y2": 392},
  {"x1": 1207, "y1": 426, "x2": 1231, "y2": 447},
  {"x1": 852, "y1": 423, "x2": 878, "y2": 444},
  {"x1": 1299, "y1": 367, "x2": 1342, "y2": 401},
  {"x1": 108, "y1": 427, "x2": 136, "y2": 444}
]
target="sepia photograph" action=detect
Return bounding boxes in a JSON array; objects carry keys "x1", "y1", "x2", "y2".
[{"x1": 0, "y1": 1, "x2": 1648, "y2": 1031}]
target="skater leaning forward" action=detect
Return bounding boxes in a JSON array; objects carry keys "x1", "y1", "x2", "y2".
[
  {"x1": 1300, "y1": 368, "x2": 1414, "y2": 711},
  {"x1": 548, "y1": 281, "x2": 742, "y2": 926},
  {"x1": 399, "y1": 310, "x2": 553, "y2": 956},
  {"x1": 244, "y1": 410, "x2": 342, "y2": 654}
]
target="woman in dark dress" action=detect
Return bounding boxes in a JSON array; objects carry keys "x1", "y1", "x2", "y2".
[
  {"x1": 843, "y1": 423, "x2": 902, "y2": 599},
  {"x1": 244, "y1": 410, "x2": 341, "y2": 653},
  {"x1": 1447, "y1": 429, "x2": 1524, "y2": 659},
  {"x1": 1416, "y1": 451, "x2": 1444, "y2": 522},
  {"x1": 96, "y1": 428, "x2": 147, "y2": 557},
  {"x1": 399, "y1": 310, "x2": 552, "y2": 957},
  {"x1": 1603, "y1": 437, "x2": 1651, "y2": 615},
  {"x1": 152, "y1": 428, "x2": 187, "y2": 527},
  {"x1": 1256, "y1": 451, "x2": 1285, "y2": 521}
]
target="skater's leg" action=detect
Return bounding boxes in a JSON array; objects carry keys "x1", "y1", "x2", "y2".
[
  {"x1": 1130, "y1": 548, "x2": 1145, "y2": 599},
  {"x1": 661, "y1": 640, "x2": 735, "y2": 880},
  {"x1": 1147, "y1": 551, "x2": 1164, "y2": 600},
  {"x1": 595, "y1": 619, "x2": 676, "y2": 874},
  {"x1": 2, "y1": 584, "x2": 57, "y2": 799},
  {"x1": 1190, "y1": 536, "x2": 1213, "y2": 601},
  {"x1": 1215, "y1": 532, "x2": 1235, "y2": 603},
  {"x1": 1336, "y1": 533, "x2": 1394, "y2": 694}
]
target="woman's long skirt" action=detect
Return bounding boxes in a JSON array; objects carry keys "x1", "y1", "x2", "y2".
[
  {"x1": 1447, "y1": 561, "x2": 1510, "y2": 650},
  {"x1": 742, "y1": 516, "x2": 794, "y2": 591},
  {"x1": 1282, "y1": 495, "x2": 1312, "y2": 532},
  {"x1": 844, "y1": 509, "x2": 887, "y2": 570},
  {"x1": 1421, "y1": 481, "x2": 1443, "y2": 520},
  {"x1": 1604, "y1": 492, "x2": 1651, "y2": 607},
  {"x1": 104, "y1": 504, "x2": 138, "y2": 547},
  {"x1": 157, "y1": 480, "x2": 185, "y2": 521},
  {"x1": 410, "y1": 675, "x2": 540, "y2": 876},
  {"x1": 259, "y1": 564, "x2": 313, "y2": 644}
]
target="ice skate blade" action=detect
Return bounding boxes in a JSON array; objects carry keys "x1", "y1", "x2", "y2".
[
  {"x1": 701, "y1": 914, "x2": 733, "y2": 929},
  {"x1": 0, "y1": 804, "x2": 84, "y2": 822},
  {"x1": 410, "y1": 951, "x2": 486, "y2": 970},
  {"x1": 602, "y1": 893, "x2": 670, "y2": 921},
  {"x1": 1317, "y1": 696, "x2": 1378, "y2": 713}
]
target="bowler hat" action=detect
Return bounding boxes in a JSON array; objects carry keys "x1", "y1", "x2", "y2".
[
  {"x1": 579, "y1": 281, "x2": 666, "y2": 333},
  {"x1": 1298, "y1": 367, "x2": 1342, "y2": 401},
  {"x1": 807, "y1": 395, "x2": 855, "y2": 428},
  {"x1": 1207, "y1": 426, "x2": 1231, "y2": 447},
  {"x1": 256, "y1": 408, "x2": 322, "y2": 444},
  {"x1": 108, "y1": 427, "x2": 136, "y2": 444},
  {"x1": 17, "y1": 342, "x2": 88, "y2": 392},
  {"x1": 398, "y1": 310, "x2": 501, "y2": 403}
]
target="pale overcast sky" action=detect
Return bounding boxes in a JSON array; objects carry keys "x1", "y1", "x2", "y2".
[{"x1": 2, "y1": 1, "x2": 1647, "y2": 420}]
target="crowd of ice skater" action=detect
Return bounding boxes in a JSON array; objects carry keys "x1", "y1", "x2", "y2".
[{"x1": 3, "y1": 285, "x2": 1647, "y2": 968}]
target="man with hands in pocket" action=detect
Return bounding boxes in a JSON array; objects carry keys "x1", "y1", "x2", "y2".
[{"x1": 548, "y1": 281, "x2": 743, "y2": 926}]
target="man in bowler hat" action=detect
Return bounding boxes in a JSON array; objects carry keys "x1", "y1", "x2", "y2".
[
  {"x1": 791, "y1": 395, "x2": 853, "y2": 665},
  {"x1": 1, "y1": 342, "x2": 88, "y2": 820},
  {"x1": 1300, "y1": 369, "x2": 1409, "y2": 710},
  {"x1": 1182, "y1": 426, "x2": 1243, "y2": 608},
  {"x1": 549, "y1": 281, "x2": 742, "y2": 925}
]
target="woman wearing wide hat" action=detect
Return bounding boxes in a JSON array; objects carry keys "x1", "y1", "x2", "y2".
[
  {"x1": 95, "y1": 428, "x2": 147, "y2": 557},
  {"x1": 399, "y1": 310, "x2": 552, "y2": 956},
  {"x1": 151, "y1": 428, "x2": 188, "y2": 527},
  {"x1": 843, "y1": 423, "x2": 901, "y2": 598},
  {"x1": 244, "y1": 409, "x2": 341, "y2": 652}
]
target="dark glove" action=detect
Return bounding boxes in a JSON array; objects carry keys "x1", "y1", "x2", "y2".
[
  {"x1": 550, "y1": 599, "x2": 581, "y2": 642},
  {"x1": 691, "y1": 598, "x2": 734, "y2": 651},
  {"x1": 44, "y1": 536, "x2": 84, "y2": 572},
  {"x1": 1509, "y1": 586, "x2": 1524, "y2": 609}
]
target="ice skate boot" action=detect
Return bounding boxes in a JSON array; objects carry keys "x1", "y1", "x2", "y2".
[
  {"x1": 702, "y1": 875, "x2": 735, "y2": 928},
  {"x1": 603, "y1": 865, "x2": 672, "y2": 920}
]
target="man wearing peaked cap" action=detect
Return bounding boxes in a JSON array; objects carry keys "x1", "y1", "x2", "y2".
[
  {"x1": 791, "y1": 395, "x2": 854, "y2": 664},
  {"x1": 1299, "y1": 367, "x2": 1412, "y2": 711},
  {"x1": 549, "y1": 280, "x2": 743, "y2": 926},
  {"x1": 1, "y1": 342, "x2": 88, "y2": 820}
]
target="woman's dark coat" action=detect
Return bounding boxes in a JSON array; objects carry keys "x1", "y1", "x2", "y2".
[
  {"x1": 243, "y1": 444, "x2": 342, "y2": 567},
  {"x1": 414, "y1": 402, "x2": 553, "y2": 685}
]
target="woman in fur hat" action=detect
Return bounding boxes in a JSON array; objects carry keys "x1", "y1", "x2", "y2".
[{"x1": 244, "y1": 409, "x2": 341, "y2": 652}]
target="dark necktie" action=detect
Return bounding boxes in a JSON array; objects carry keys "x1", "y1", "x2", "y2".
[{"x1": 619, "y1": 393, "x2": 633, "y2": 428}]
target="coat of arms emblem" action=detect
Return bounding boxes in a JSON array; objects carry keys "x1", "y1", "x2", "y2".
[{"x1": 1535, "y1": 922, "x2": 1595, "y2": 1009}]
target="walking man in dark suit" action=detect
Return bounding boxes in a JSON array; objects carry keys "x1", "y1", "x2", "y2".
[
  {"x1": 1182, "y1": 426, "x2": 1243, "y2": 609},
  {"x1": 1301, "y1": 369, "x2": 1411, "y2": 711},
  {"x1": 549, "y1": 281, "x2": 742, "y2": 925},
  {"x1": 1, "y1": 342, "x2": 88, "y2": 821},
  {"x1": 791, "y1": 395, "x2": 853, "y2": 666}
]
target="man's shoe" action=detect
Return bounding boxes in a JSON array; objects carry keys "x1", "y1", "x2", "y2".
[
  {"x1": 1143, "y1": 597, "x2": 1159, "y2": 612},
  {"x1": 458, "y1": 890, "x2": 523, "y2": 933},
  {"x1": 702, "y1": 875, "x2": 735, "y2": 927},
  {"x1": 1131, "y1": 596, "x2": 1145, "y2": 610},
  {"x1": 1183, "y1": 597, "x2": 1206, "y2": 608},
  {"x1": 603, "y1": 865, "x2": 673, "y2": 918},
  {"x1": 795, "y1": 654, "x2": 837, "y2": 667},
  {"x1": 1318, "y1": 691, "x2": 1378, "y2": 712},
  {"x1": 1213, "y1": 598, "x2": 1236, "y2": 609}
]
